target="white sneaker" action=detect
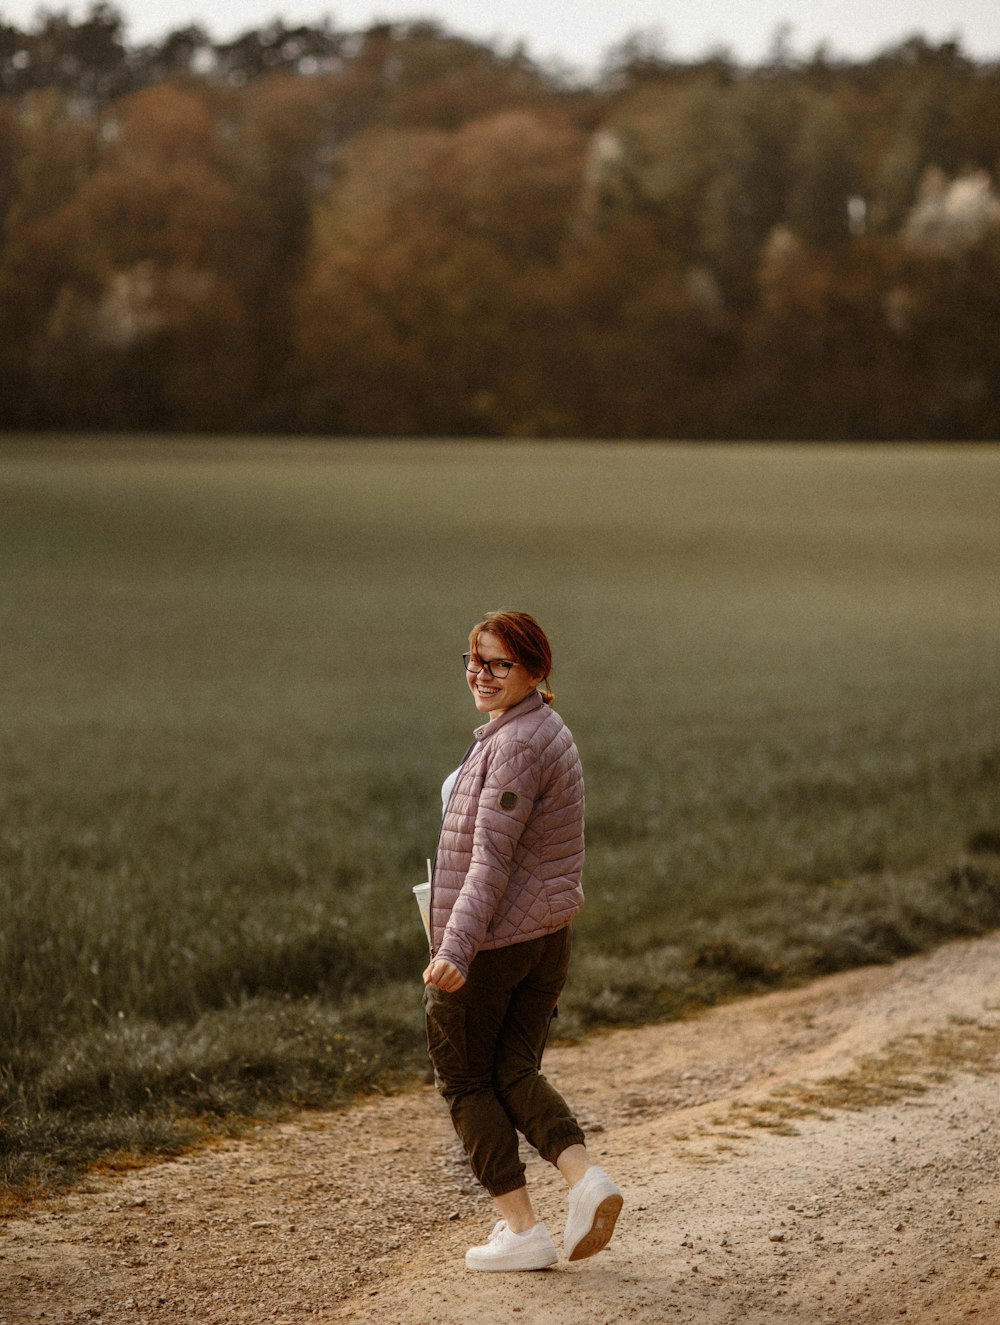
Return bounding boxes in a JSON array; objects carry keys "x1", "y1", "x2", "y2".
[
  {"x1": 563, "y1": 1166, "x2": 623, "y2": 1261},
  {"x1": 465, "y1": 1220, "x2": 558, "y2": 1272}
]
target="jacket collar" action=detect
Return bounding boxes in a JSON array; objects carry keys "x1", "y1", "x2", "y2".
[{"x1": 473, "y1": 689, "x2": 545, "y2": 741}]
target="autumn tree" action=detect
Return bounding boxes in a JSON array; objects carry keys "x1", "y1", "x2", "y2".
[
  {"x1": 697, "y1": 77, "x2": 796, "y2": 307},
  {"x1": 868, "y1": 39, "x2": 979, "y2": 233},
  {"x1": 368, "y1": 21, "x2": 556, "y2": 129},
  {"x1": 18, "y1": 84, "x2": 256, "y2": 427},
  {"x1": 0, "y1": 3, "x2": 132, "y2": 103},
  {"x1": 501, "y1": 214, "x2": 736, "y2": 437},
  {"x1": 893, "y1": 169, "x2": 1000, "y2": 436},
  {"x1": 227, "y1": 72, "x2": 347, "y2": 424},
  {"x1": 594, "y1": 72, "x2": 731, "y2": 258},
  {"x1": 294, "y1": 109, "x2": 587, "y2": 434},
  {"x1": 741, "y1": 229, "x2": 904, "y2": 437},
  {"x1": 0, "y1": 89, "x2": 100, "y2": 425},
  {"x1": 785, "y1": 92, "x2": 859, "y2": 248}
]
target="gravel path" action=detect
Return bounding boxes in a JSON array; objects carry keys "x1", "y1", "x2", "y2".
[{"x1": 4, "y1": 933, "x2": 1000, "y2": 1324}]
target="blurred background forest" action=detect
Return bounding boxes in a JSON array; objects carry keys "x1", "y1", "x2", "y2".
[{"x1": 1, "y1": 4, "x2": 999, "y2": 438}]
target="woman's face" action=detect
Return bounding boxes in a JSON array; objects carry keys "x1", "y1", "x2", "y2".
[{"x1": 466, "y1": 630, "x2": 541, "y2": 719}]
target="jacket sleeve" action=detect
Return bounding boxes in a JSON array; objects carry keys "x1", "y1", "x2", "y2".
[{"x1": 435, "y1": 736, "x2": 542, "y2": 977}]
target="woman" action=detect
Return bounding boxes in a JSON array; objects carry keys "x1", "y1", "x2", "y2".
[{"x1": 423, "y1": 609, "x2": 622, "y2": 1272}]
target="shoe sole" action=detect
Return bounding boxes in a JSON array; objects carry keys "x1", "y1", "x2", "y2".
[
  {"x1": 567, "y1": 1193, "x2": 623, "y2": 1261},
  {"x1": 465, "y1": 1251, "x2": 557, "y2": 1272}
]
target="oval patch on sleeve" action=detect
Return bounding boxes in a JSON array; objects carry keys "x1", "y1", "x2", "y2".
[{"x1": 497, "y1": 789, "x2": 520, "y2": 812}]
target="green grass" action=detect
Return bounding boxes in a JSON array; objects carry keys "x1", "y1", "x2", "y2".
[{"x1": 2, "y1": 438, "x2": 999, "y2": 1200}]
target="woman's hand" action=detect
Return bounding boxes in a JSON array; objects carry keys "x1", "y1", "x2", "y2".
[{"x1": 423, "y1": 959, "x2": 466, "y2": 992}]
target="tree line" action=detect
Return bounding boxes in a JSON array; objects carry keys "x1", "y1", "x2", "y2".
[{"x1": 1, "y1": 6, "x2": 999, "y2": 437}]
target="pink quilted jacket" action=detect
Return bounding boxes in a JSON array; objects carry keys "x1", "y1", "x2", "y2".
[{"x1": 431, "y1": 690, "x2": 585, "y2": 977}]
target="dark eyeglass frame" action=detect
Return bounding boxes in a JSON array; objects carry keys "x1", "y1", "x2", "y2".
[{"x1": 463, "y1": 652, "x2": 517, "y2": 680}]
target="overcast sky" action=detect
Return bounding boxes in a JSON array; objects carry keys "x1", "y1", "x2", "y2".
[{"x1": 5, "y1": 0, "x2": 1000, "y2": 71}]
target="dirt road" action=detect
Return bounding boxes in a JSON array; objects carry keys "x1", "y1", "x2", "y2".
[{"x1": 4, "y1": 933, "x2": 1000, "y2": 1324}]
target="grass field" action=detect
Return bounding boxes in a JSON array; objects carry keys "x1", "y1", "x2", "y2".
[{"x1": 2, "y1": 438, "x2": 999, "y2": 1199}]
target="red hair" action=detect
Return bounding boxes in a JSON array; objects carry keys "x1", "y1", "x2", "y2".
[{"x1": 468, "y1": 610, "x2": 555, "y2": 706}]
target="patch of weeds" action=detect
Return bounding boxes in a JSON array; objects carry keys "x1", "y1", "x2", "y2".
[
  {"x1": 714, "y1": 1016, "x2": 1000, "y2": 1138},
  {"x1": 728, "y1": 1097, "x2": 818, "y2": 1135},
  {"x1": 674, "y1": 1018, "x2": 1000, "y2": 1162},
  {"x1": 674, "y1": 1148, "x2": 725, "y2": 1166},
  {"x1": 940, "y1": 861, "x2": 1000, "y2": 895},
  {"x1": 688, "y1": 940, "x2": 785, "y2": 986},
  {"x1": 967, "y1": 828, "x2": 1000, "y2": 856}
]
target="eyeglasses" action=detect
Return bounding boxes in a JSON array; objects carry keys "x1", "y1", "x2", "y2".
[{"x1": 463, "y1": 652, "x2": 516, "y2": 679}]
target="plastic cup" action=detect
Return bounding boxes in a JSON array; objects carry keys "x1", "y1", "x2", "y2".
[{"x1": 412, "y1": 882, "x2": 431, "y2": 947}]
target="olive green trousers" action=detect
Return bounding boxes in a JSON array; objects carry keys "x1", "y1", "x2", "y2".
[{"x1": 423, "y1": 925, "x2": 586, "y2": 1198}]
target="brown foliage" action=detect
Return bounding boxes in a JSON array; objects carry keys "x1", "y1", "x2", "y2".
[
  {"x1": 14, "y1": 85, "x2": 256, "y2": 426},
  {"x1": 2, "y1": 22, "x2": 1000, "y2": 435},
  {"x1": 294, "y1": 110, "x2": 587, "y2": 434}
]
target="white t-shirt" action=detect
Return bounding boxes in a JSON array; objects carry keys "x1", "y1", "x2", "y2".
[{"x1": 441, "y1": 767, "x2": 461, "y2": 813}]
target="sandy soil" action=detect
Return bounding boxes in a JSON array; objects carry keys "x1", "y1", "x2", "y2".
[{"x1": 3, "y1": 932, "x2": 1000, "y2": 1325}]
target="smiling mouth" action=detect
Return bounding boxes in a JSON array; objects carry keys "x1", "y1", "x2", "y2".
[{"x1": 476, "y1": 684, "x2": 501, "y2": 697}]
